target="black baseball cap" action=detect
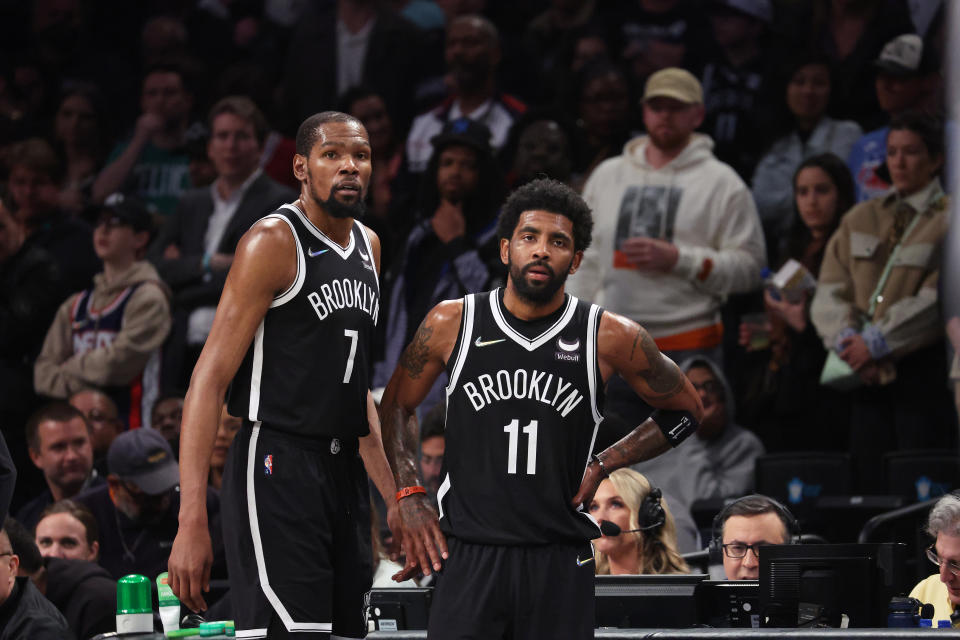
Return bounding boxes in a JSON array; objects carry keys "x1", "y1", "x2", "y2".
[
  {"x1": 429, "y1": 117, "x2": 493, "y2": 156},
  {"x1": 107, "y1": 428, "x2": 179, "y2": 495},
  {"x1": 99, "y1": 193, "x2": 154, "y2": 234}
]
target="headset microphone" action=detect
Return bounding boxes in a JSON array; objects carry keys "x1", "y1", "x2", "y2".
[{"x1": 598, "y1": 520, "x2": 659, "y2": 536}]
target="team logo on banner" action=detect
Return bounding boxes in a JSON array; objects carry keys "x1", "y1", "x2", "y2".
[{"x1": 264, "y1": 454, "x2": 274, "y2": 476}]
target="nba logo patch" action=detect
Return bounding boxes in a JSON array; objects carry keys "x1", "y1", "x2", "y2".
[{"x1": 264, "y1": 454, "x2": 273, "y2": 476}]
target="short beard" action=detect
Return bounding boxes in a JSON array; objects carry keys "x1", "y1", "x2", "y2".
[
  {"x1": 307, "y1": 174, "x2": 367, "y2": 220},
  {"x1": 509, "y1": 257, "x2": 571, "y2": 304}
]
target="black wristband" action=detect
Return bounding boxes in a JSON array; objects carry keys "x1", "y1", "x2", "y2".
[{"x1": 649, "y1": 409, "x2": 698, "y2": 447}]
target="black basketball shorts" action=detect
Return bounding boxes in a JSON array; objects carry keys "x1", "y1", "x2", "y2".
[
  {"x1": 427, "y1": 537, "x2": 595, "y2": 639},
  {"x1": 221, "y1": 422, "x2": 373, "y2": 639}
]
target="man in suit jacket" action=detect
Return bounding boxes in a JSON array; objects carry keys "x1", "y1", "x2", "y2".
[{"x1": 150, "y1": 96, "x2": 296, "y2": 389}]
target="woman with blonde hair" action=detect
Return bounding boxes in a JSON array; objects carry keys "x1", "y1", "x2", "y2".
[{"x1": 589, "y1": 468, "x2": 688, "y2": 575}]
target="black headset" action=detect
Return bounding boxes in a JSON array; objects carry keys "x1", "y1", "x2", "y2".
[
  {"x1": 635, "y1": 487, "x2": 667, "y2": 532},
  {"x1": 708, "y1": 494, "x2": 800, "y2": 562}
]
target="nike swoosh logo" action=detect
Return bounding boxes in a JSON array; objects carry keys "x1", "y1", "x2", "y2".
[
  {"x1": 308, "y1": 248, "x2": 329, "y2": 257},
  {"x1": 358, "y1": 249, "x2": 369, "y2": 261},
  {"x1": 557, "y1": 338, "x2": 580, "y2": 352},
  {"x1": 576, "y1": 556, "x2": 595, "y2": 567},
  {"x1": 474, "y1": 337, "x2": 506, "y2": 348}
]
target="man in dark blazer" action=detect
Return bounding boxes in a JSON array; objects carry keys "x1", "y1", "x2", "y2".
[
  {"x1": 150, "y1": 96, "x2": 296, "y2": 390},
  {"x1": 281, "y1": 0, "x2": 426, "y2": 132}
]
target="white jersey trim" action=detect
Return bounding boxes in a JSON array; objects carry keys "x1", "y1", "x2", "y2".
[
  {"x1": 235, "y1": 630, "x2": 268, "y2": 638},
  {"x1": 280, "y1": 203, "x2": 356, "y2": 259},
  {"x1": 445, "y1": 295, "x2": 475, "y2": 395},
  {"x1": 437, "y1": 472, "x2": 451, "y2": 520},
  {"x1": 258, "y1": 213, "x2": 306, "y2": 308},
  {"x1": 586, "y1": 304, "x2": 603, "y2": 425},
  {"x1": 248, "y1": 321, "x2": 265, "y2": 421},
  {"x1": 489, "y1": 289, "x2": 578, "y2": 352},
  {"x1": 355, "y1": 221, "x2": 379, "y2": 292},
  {"x1": 246, "y1": 422, "x2": 334, "y2": 633}
]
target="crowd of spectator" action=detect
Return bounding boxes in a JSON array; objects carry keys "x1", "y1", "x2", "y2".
[{"x1": 0, "y1": 0, "x2": 956, "y2": 636}]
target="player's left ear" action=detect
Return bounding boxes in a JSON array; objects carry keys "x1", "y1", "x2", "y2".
[
  {"x1": 568, "y1": 250, "x2": 584, "y2": 275},
  {"x1": 499, "y1": 237, "x2": 510, "y2": 266}
]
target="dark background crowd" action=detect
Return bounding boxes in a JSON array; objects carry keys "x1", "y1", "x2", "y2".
[{"x1": 0, "y1": 0, "x2": 957, "y2": 637}]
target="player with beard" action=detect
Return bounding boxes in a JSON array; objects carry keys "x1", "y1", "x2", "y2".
[
  {"x1": 379, "y1": 178, "x2": 704, "y2": 637},
  {"x1": 168, "y1": 112, "x2": 400, "y2": 640}
]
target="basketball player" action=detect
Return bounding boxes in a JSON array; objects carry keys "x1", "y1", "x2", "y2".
[
  {"x1": 167, "y1": 112, "x2": 399, "y2": 639},
  {"x1": 379, "y1": 178, "x2": 705, "y2": 638}
]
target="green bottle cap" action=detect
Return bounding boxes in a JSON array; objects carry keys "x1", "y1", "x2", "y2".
[
  {"x1": 224, "y1": 620, "x2": 235, "y2": 636},
  {"x1": 165, "y1": 629, "x2": 200, "y2": 638},
  {"x1": 116, "y1": 574, "x2": 153, "y2": 614},
  {"x1": 198, "y1": 621, "x2": 226, "y2": 637}
]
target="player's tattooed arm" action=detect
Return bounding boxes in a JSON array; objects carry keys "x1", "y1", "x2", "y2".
[
  {"x1": 379, "y1": 301, "x2": 462, "y2": 579},
  {"x1": 399, "y1": 325, "x2": 433, "y2": 379},
  {"x1": 629, "y1": 326, "x2": 686, "y2": 399}
]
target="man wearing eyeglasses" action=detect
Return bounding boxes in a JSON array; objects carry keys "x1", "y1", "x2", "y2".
[
  {"x1": 716, "y1": 494, "x2": 794, "y2": 580},
  {"x1": 909, "y1": 493, "x2": 960, "y2": 621},
  {"x1": 34, "y1": 193, "x2": 171, "y2": 429},
  {"x1": 0, "y1": 519, "x2": 71, "y2": 638}
]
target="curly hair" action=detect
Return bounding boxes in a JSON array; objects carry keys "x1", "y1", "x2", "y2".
[
  {"x1": 496, "y1": 178, "x2": 593, "y2": 252},
  {"x1": 594, "y1": 469, "x2": 689, "y2": 576}
]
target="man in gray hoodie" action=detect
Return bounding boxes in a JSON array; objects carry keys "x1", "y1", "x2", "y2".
[{"x1": 632, "y1": 356, "x2": 765, "y2": 520}]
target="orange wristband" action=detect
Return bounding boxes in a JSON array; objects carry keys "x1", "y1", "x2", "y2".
[{"x1": 396, "y1": 486, "x2": 427, "y2": 502}]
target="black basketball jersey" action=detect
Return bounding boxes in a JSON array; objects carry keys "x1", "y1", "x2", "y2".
[
  {"x1": 439, "y1": 289, "x2": 605, "y2": 545},
  {"x1": 228, "y1": 204, "x2": 380, "y2": 438}
]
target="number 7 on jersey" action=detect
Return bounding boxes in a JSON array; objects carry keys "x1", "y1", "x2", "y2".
[{"x1": 343, "y1": 329, "x2": 358, "y2": 383}]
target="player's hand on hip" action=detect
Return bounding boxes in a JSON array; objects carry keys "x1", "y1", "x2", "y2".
[
  {"x1": 397, "y1": 494, "x2": 447, "y2": 578},
  {"x1": 571, "y1": 460, "x2": 605, "y2": 510},
  {"x1": 168, "y1": 523, "x2": 213, "y2": 613}
]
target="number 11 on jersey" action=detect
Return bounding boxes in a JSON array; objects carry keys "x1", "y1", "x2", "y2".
[{"x1": 504, "y1": 419, "x2": 538, "y2": 474}]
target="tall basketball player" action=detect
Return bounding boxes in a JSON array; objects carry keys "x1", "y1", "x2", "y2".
[
  {"x1": 168, "y1": 112, "x2": 399, "y2": 639},
  {"x1": 380, "y1": 178, "x2": 704, "y2": 638}
]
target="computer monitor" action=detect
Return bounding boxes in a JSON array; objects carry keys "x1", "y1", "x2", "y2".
[
  {"x1": 760, "y1": 543, "x2": 908, "y2": 628},
  {"x1": 367, "y1": 588, "x2": 432, "y2": 631},
  {"x1": 594, "y1": 574, "x2": 707, "y2": 628},
  {"x1": 695, "y1": 580, "x2": 760, "y2": 628}
]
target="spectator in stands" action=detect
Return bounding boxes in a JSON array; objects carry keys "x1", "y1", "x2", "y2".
[
  {"x1": 633, "y1": 356, "x2": 764, "y2": 509},
  {"x1": 0, "y1": 198, "x2": 62, "y2": 464},
  {"x1": 847, "y1": 34, "x2": 942, "y2": 203},
  {"x1": 700, "y1": 0, "x2": 778, "y2": 182},
  {"x1": 567, "y1": 60, "x2": 633, "y2": 192},
  {"x1": 150, "y1": 96, "x2": 295, "y2": 389},
  {"x1": 811, "y1": 112, "x2": 954, "y2": 488},
  {"x1": 11, "y1": 513, "x2": 114, "y2": 640},
  {"x1": 506, "y1": 109, "x2": 576, "y2": 189},
  {"x1": 17, "y1": 403, "x2": 103, "y2": 532},
  {"x1": 208, "y1": 404, "x2": 241, "y2": 490},
  {"x1": 714, "y1": 494, "x2": 794, "y2": 580},
  {"x1": 0, "y1": 518, "x2": 71, "y2": 638},
  {"x1": 567, "y1": 68, "x2": 765, "y2": 422},
  {"x1": 525, "y1": 0, "x2": 598, "y2": 102},
  {"x1": 910, "y1": 493, "x2": 960, "y2": 621},
  {"x1": 76, "y1": 428, "x2": 223, "y2": 580},
  {"x1": 281, "y1": 0, "x2": 423, "y2": 134},
  {"x1": 151, "y1": 393, "x2": 184, "y2": 455},
  {"x1": 34, "y1": 194, "x2": 171, "y2": 429},
  {"x1": 374, "y1": 118, "x2": 504, "y2": 411},
  {"x1": 419, "y1": 404, "x2": 445, "y2": 508},
  {"x1": 738, "y1": 153, "x2": 854, "y2": 448},
  {"x1": 68, "y1": 389, "x2": 121, "y2": 475},
  {"x1": 92, "y1": 62, "x2": 195, "y2": 217},
  {"x1": 405, "y1": 15, "x2": 526, "y2": 173},
  {"x1": 341, "y1": 86, "x2": 407, "y2": 271},
  {"x1": 751, "y1": 54, "x2": 862, "y2": 244},
  {"x1": 806, "y1": 0, "x2": 913, "y2": 128},
  {"x1": 2, "y1": 138, "x2": 101, "y2": 296},
  {"x1": 603, "y1": 0, "x2": 709, "y2": 86},
  {"x1": 34, "y1": 500, "x2": 98, "y2": 562},
  {"x1": 590, "y1": 469, "x2": 689, "y2": 575},
  {"x1": 50, "y1": 84, "x2": 107, "y2": 218}
]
